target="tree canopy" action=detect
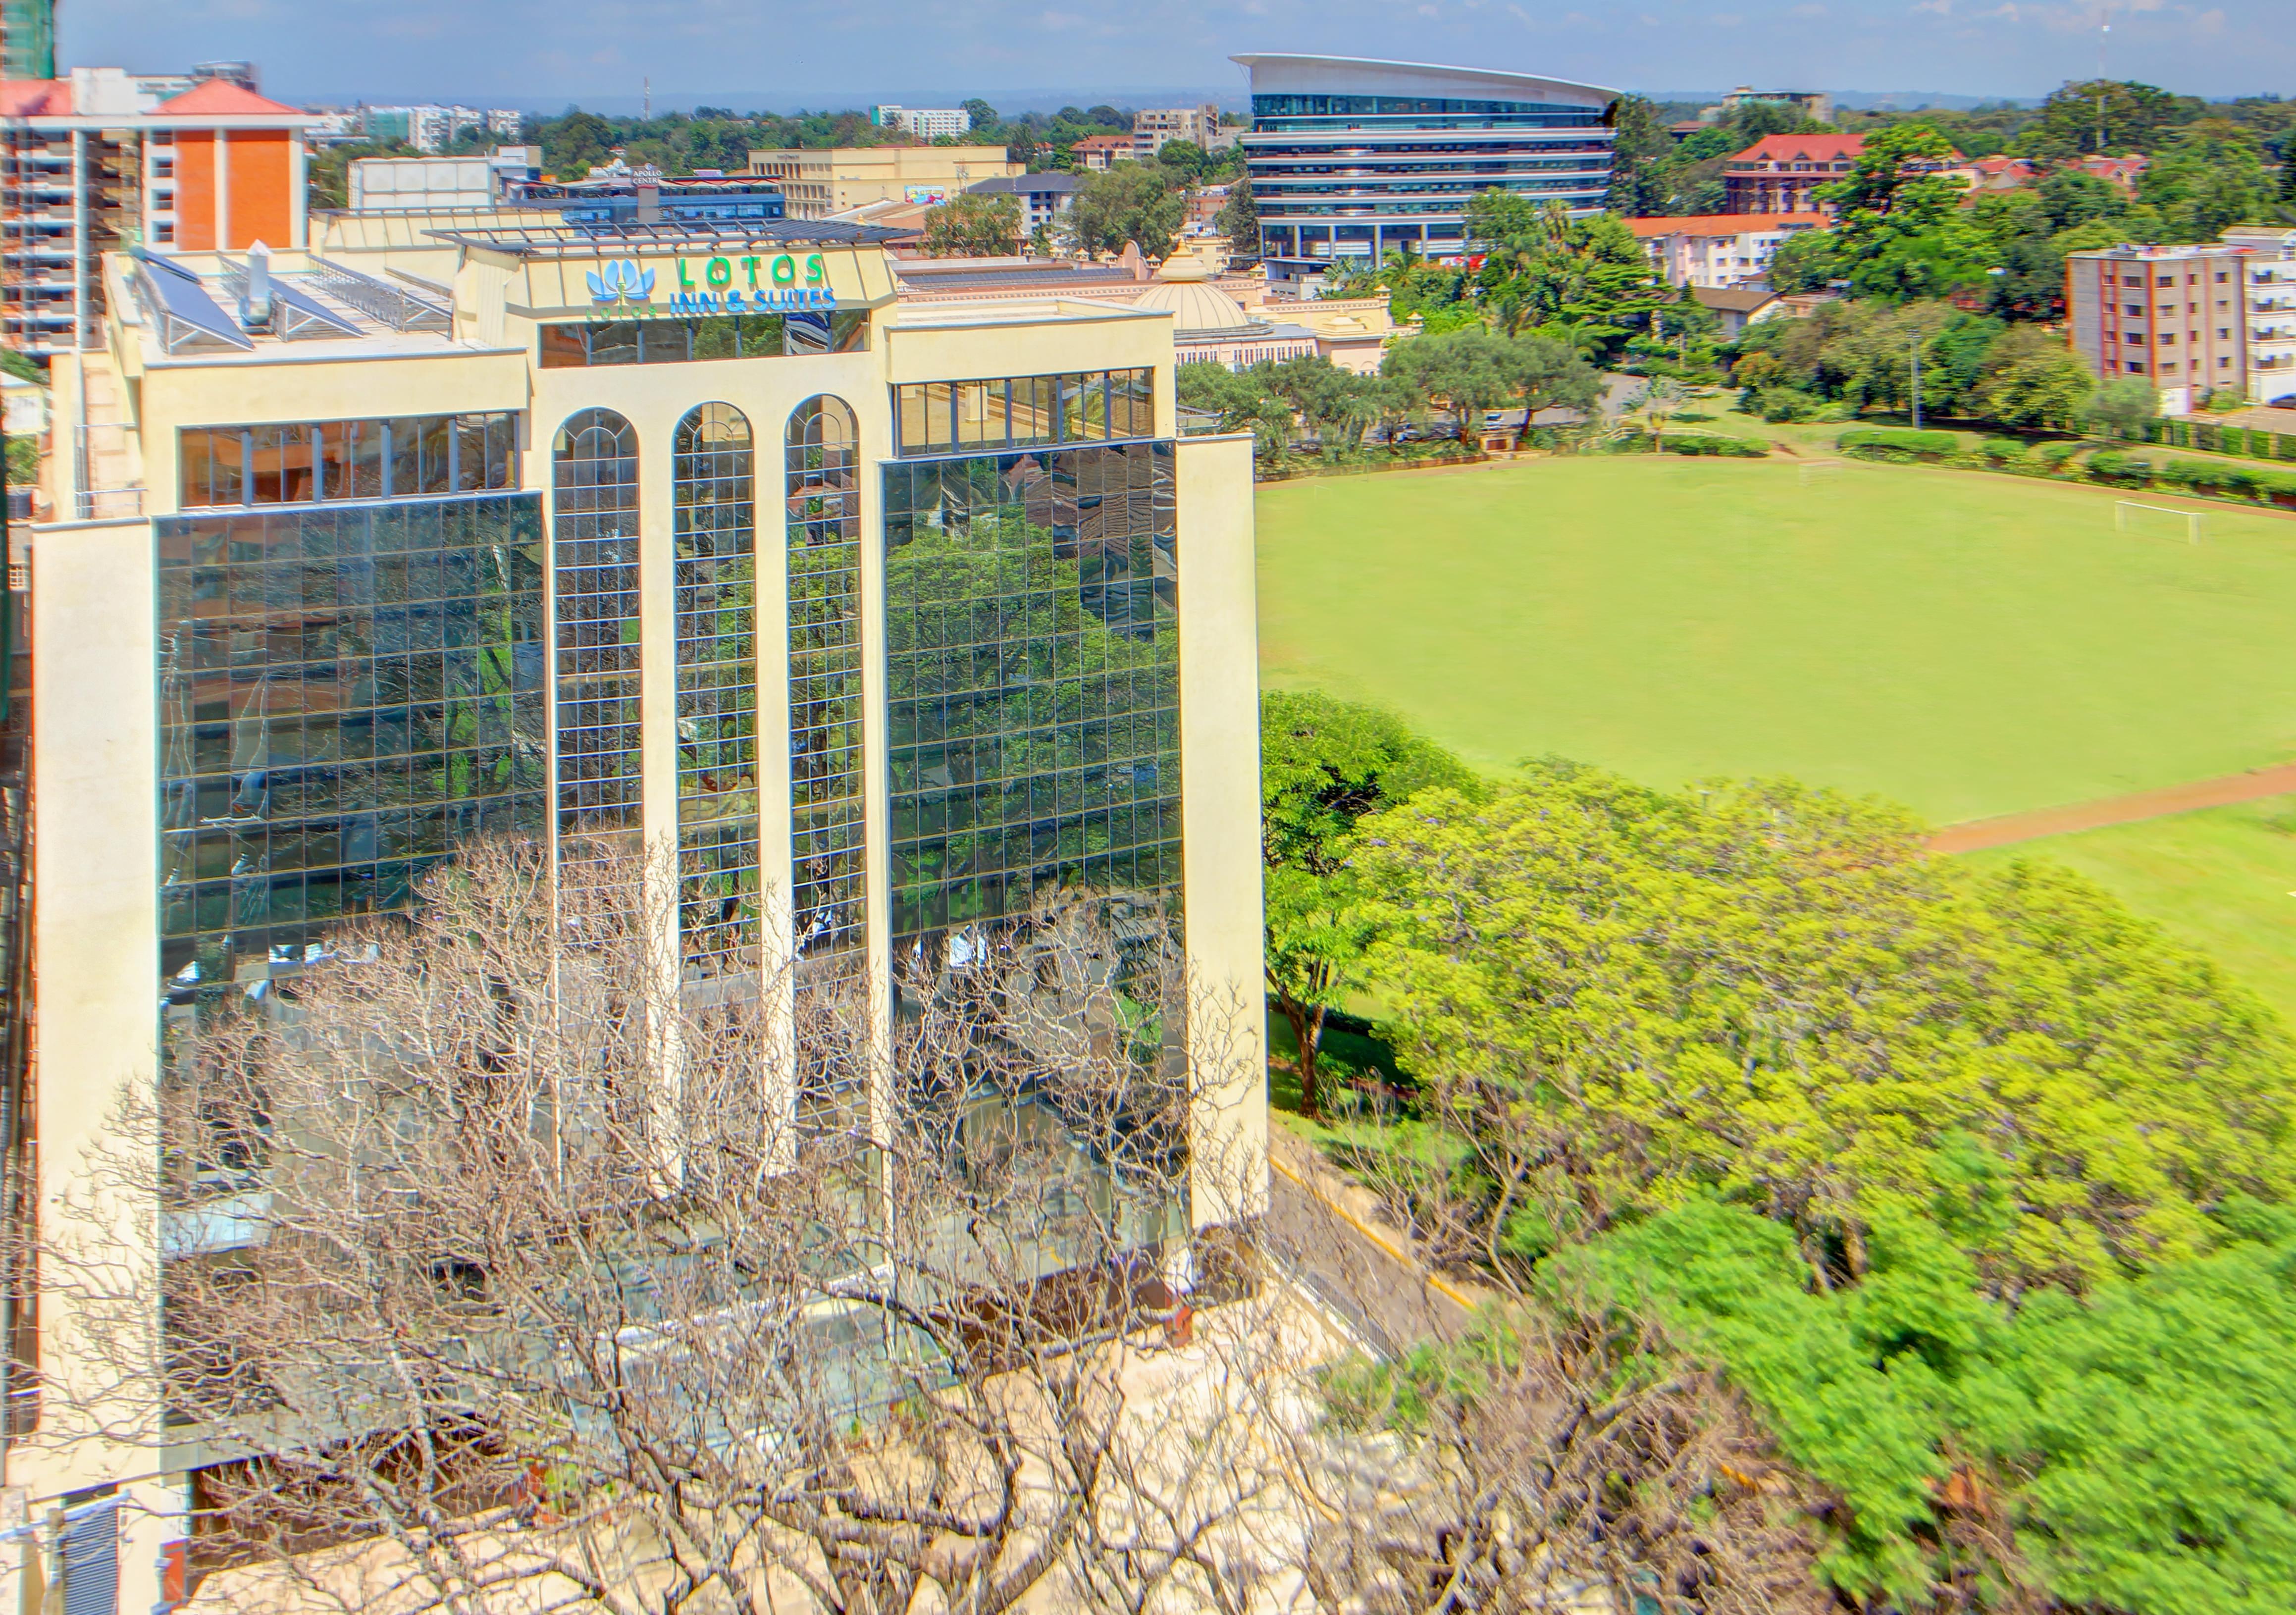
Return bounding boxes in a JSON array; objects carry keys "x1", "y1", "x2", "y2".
[{"x1": 1350, "y1": 761, "x2": 2296, "y2": 1290}]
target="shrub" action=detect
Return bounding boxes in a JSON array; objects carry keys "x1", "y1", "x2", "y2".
[
  {"x1": 1662, "y1": 435, "x2": 1766, "y2": 458},
  {"x1": 1837, "y1": 427, "x2": 1959, "y2": 464},
  {"x1": 1749, "y1": 386, "x2": 1824, "y2": 422}
]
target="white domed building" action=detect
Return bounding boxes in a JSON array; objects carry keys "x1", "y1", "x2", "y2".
[{"x1": 1133, "y1": 255, "x2": 1319, "y2": 372}]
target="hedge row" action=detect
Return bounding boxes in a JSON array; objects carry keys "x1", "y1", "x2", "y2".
[
  {"x1": 2086, "y1": 451, "x2": 2296, "y2": 506},
  {"x1": 1666, "y1": 434, "x2": 1766, "y2": 458},
  {"x1": 1835, "y1": 429, "x2": 2296, "y2": 509},
  {"x1": 2139, "y1": 417, "x2": 2296, "y2": 462},
  {"x1": 1835, "y1": 428, "x2": 1962, "y2": 464}
]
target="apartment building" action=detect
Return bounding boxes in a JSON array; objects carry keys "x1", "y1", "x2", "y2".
[
  {"x1": 869, "y1": 104, "x2": 973, "y2": 140},
  {"x1": 0, "y1": 68, "x2": 310, "y2": 356},
  {"x1": 745, "y1": 145, "x2": 1021, "y2": 218},
  {"x1": 2065, "y1": 241, "x2": 2259, "y2": 415},
  {"x1": 1721, "y1": 133, "x2": 1866, "y2": 215},
  {"x1": 962, "y1": 172, "x2": 1082, "y2": 235},
  {"x1": 1626, "y1": 211, "x2": 1829, "y2": 289},
  {"x1": 17, "y1": 212, "x2": 1265, "y2": 1611},
  {"x1": 1132, "y1": 104, "x2": 1222, "y2": 159},
  {"x1": 1071, "y1": 134, "x2": 1133, "y2": 172},
  {"x1": 2225, "y1": 225, "x2": 2296, "y2": 405}
]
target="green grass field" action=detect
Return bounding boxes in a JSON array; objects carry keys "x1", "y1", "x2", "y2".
[
  {"x1": 1960, "y1": 798, "x2": 2296, "y2": 1025},
  {"x1": 1257, "y1": 456, "x2": 2296, "y2": 825}
]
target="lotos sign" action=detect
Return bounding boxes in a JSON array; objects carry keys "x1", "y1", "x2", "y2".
[{"x1": 586, "y1": 253, "x2": 837, "y2": 313}]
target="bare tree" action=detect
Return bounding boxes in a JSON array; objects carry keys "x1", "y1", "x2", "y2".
[
  {"x1": 47, "y1": 838, "x2": 1837, "y2": 1614},
  {"x1": 54, "y1": 839, "x2": 1292, "y2": 1614}
]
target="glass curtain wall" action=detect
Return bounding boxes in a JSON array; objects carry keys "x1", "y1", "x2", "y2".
[
  {"x1": 157, "y1": 494, "x2": 546, "y2": 994},
  {"x1": 552, "y1": 410, "x2": 644, "y2": 871},
  {"x1": 786, "y1": 396, "x2": 867, "y2": 981},
  {"x1": 882, "y1": 440, "x2": 1181, "y2": 983},
  {"x1": 673, "y1": 404, "x2": 760, "y2": 975}
]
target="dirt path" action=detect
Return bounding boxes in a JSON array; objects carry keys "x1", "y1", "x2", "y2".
[{"x1": 1929, "y1": 763, "x2": 2296, "y2": 853}]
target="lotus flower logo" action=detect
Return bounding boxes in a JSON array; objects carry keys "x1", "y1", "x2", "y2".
[{"x1": 585, "y1": 260, "x2": 655, "y2": 305}]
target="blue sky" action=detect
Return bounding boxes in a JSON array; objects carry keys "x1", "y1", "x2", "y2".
[{"x1": 58, "y1": 0, "x2": 2296, "y2": 108}]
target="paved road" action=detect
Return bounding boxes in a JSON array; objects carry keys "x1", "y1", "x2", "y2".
[
  {"x1": 1929, "y1": 762, "x2": 2296, "y2": 853},
  {"x1": 1265, "y1": 1146, "x2": 1477, "y2": 1355}
]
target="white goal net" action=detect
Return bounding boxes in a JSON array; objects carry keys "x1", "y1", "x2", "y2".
[{"x1": 2115, "y1": 500, "x2": 2205, "y2": 544}]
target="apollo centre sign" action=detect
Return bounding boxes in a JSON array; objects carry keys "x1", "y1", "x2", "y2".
[{"x1": 585, "y1": 253, "x2": 842, "y2": 313}]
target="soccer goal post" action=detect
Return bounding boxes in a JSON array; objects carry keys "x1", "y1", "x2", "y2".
[{"x1": 2115, "y1": 500, "x2": 2204, "y2": 544}]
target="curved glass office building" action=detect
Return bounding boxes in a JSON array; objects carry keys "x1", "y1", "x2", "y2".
[{"x1": 1231, "y1": 54, "x2": 1619, "y2": 284}]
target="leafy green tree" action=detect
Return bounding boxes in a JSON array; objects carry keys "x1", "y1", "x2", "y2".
[
  {"x1": 2087, "y1": 374, "x2": 2159, "y2": 439},
  {"x1": 1259, "y1": 692, "x2": 1476, "y2": 1116},
  {"x1": 2139, "y1": 120, "x2": 2276, "y2": 242},
  {"x1": 1152, "y1": 139, "x2": 1210, "y2": 184},
  {"x1": 1816, "y1": 124, "x2": 1991, "y2": 302},
  {"x1": 960, "y1": 98, "x2": 997, "y2": 131},
  {"x1": 539, "y1": 108, "x2": 618, "y2": 178},
  {"x1": 1557, "y1": 1194, "x2": 2296, "y2": 1612},
  {"x1": 2037, "y1": 79, "x2": 2181, "y2": 158},
  {"x1": 1765, "y1": 226, "x2": 1840, "y2": 294},
  {"x1": 1064, "y1": 162, "x2": 1185, "y2": 258},
  {"x1": 1351, "y1": 762, "x2": 2296, "y2": 1288},
  {"x1": 1213, "y1": 176, "x2": 1257, "y2": 254},
  {"x1": 1603, "y1": 94, "x2": 1674, "y2": 215},
  {"x1": 1465, "y1": 197, "x2": 1670, "y2": 357},
  {"x1": 1977, "y1": 326, "x2": 2096, "y2": 428},
  {"x1": 921, "y1": 191, "x2": 1022, "y2": 258}
]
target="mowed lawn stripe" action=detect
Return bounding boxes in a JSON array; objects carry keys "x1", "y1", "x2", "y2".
[{"x1": 1256, "y1": 456, "x2": 2296, "y2": 824}]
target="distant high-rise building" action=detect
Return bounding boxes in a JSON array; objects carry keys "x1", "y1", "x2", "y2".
[
  {"x1": 1131, "y1": 105, "x2": 1223, "y2": 160},
  {"x1": 1231, "y1": 54, "x2": 1617, "y2": 284},
  {"x1": 1, "y1": 0, "x2": 55, "y2": 79},
  {"x1": 869, "y1": 105, "x2": 973, "y2": 141}
]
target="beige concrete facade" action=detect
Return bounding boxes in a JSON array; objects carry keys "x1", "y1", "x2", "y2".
[
  {"x1": 742, "y1": 147, "x2": 1023, "y2": 220},
  {"x1": 20, "y1": 223, "x2": 1265, "y2": 1608}
]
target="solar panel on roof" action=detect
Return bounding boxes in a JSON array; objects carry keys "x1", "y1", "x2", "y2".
[{"x1": 135, "y1": 252, "x2": 255, "y2": 352}]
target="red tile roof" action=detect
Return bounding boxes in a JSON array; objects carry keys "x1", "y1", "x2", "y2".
[
  {"x1": 1626, "y1": 211, "x2": 1832, "y2": 236},
  {"x1": 0, "y1": 78, "x2": 73, "y2": 116},
  {"x1": 1727, "y1": 133, "x2": 1867, "y2": 166},
  {"x1": 154, "y1": 78, "x2": 306, "y2": 117}
]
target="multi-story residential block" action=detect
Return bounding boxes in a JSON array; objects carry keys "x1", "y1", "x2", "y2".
[
  {"x1": 362, "y1": 103, "x2": 485, "y2": 154},
  {"x1": 22, "y1": 213, "x2": 1266, "y2": 1611},
  {"x1": 1721, "y1": 133, "x2": 1867, "y2": 215},
  {"x1": 0, "y1": 69, "x2": 310, "y2": 357},
  {"x1": 1071, "y1": 134, "x2": 1133, "y2": 172},
  {"x1": 485, "y1": 107, "x2": 525, "y2": 140},
  {"x1": 963, "y1": 172, "x2": 1081, "y2": 236},
  {"x1": 1231, "y1": 53, "x2": 1617, "y2": 286},
  {"x1": 2062, "y1": 238, "x2": 2296, "y2": 414},
  {"x1": 1, "y1": 0, "x2": 53, "y2": 78},
  {"x1": 870, "y1": 105, "x2": 973, "y2": 140},
  {"x1": 1626, "y1": 211, "x2": 1830, "y2": 289},
  {"x1": 2223, "y1": 225, "x2": 2296, "y2": 406},
  {"x1": 1132, "y1": 105, "x2": 1222, "y2": 160},
  {"x1": 1715, "y1": 86, "x2": 1834, "y2": 125},
  {"x1": 745, "y1": 145, "x2": 1021, "y2": 218}
]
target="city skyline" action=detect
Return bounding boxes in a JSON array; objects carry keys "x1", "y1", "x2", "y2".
[{"x1": 52, "y1": 0, "x2": 2296, "y2": 107}]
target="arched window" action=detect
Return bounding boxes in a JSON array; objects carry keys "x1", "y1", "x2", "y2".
[
  {"x1": 552, "y1": 409, "x2": 641, "y2": 869},
  {"x1": 785, "y1": 396, "x2": 865, "y2": 977},
  {"x1": 673, "y1": 403, "x2": 758, "y2": 972}
]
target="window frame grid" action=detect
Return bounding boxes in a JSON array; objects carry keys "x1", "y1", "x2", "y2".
[
  {"x1": 551, "y1": 409, "x2": 644, "y2": 870},
  {"x1": 673, "y1": 402, "x2": 762, "y2": 975}
]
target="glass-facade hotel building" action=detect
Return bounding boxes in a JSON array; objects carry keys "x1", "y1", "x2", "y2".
[
  {"x1": 1231, "y1": 54, "x2": 1619, "y2": 284},
  {"x1": 23, "y1": 215, "x2": 1266, "y2": 1586}
]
